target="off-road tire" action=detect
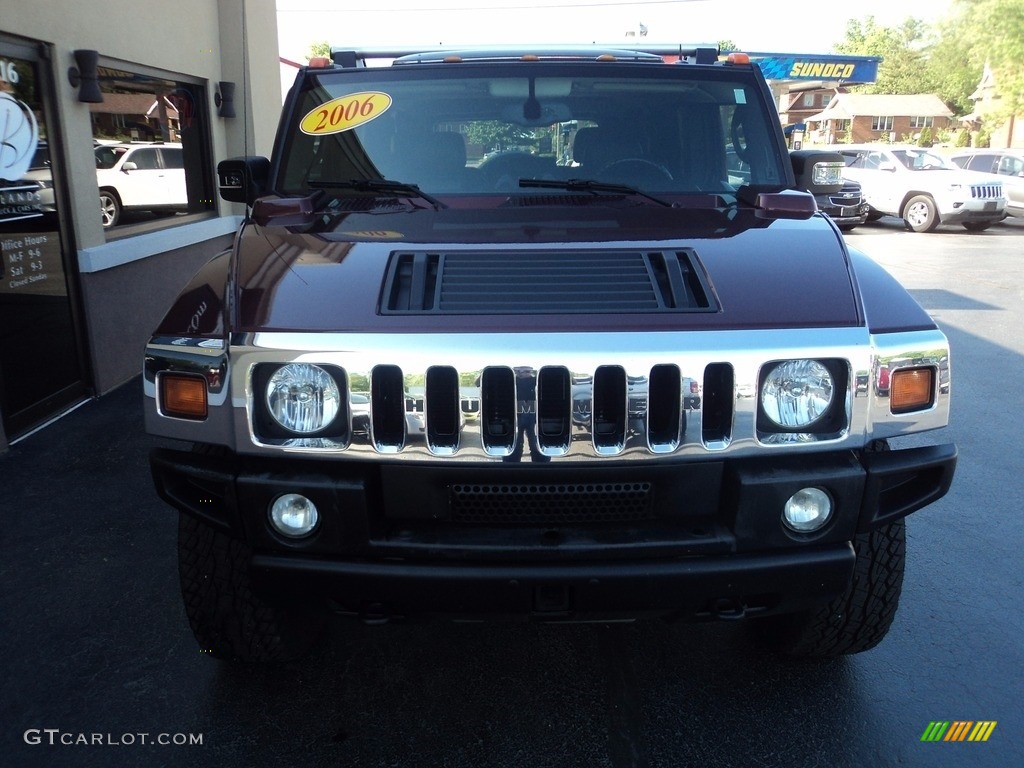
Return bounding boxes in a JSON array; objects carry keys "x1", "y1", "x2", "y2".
[
  {"x1": 759, "y1": 518, "x2": 906, "y2": 657},
  {"x1": 962, "y1": 221, "x2": 991, "y2": 232},
  {"x1": 178, "y1": 512, "x2": 325, "y2": 662}
]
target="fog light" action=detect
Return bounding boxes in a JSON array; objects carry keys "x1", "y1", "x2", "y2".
[
  {"x1": 783, "y1": 487, "x2": 832, "y2": 533},
  {"x1": 269, "y1": 494, "x2": 319, "y2": 538}
]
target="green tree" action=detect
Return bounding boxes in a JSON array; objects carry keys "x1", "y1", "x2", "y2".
[
  {"x1": 463, "y1": 121, "x2": 541, "y2": 154},
  {"x1": 940, "y1": 0, "x2": 1024, "y2": 124},
  {"x1": 835, "y1": 17, "x2": 939, "y2": 96},
  {"x1": 308, "y1": 40, "x2": 331, "y2": 61},
  {"x1": 924, "y1": 21, "x2": 982, "y2": 115}
]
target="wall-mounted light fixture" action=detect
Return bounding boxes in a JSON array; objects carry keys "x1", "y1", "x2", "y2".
[
  {"x1": 214, "y1": 81, "x2": 236, "y2": 118},
  {"x1": 67, "y1": 49, "x2": 103, "y2": 103}
]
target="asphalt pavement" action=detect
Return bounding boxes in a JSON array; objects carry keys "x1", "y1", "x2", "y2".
[{"x1": 2, "y1": 218, "x2": 1022, "y2": 768}]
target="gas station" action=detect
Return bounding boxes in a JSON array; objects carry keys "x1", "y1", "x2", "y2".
[{"x1": 743, "y1": 52, "x2": 881, "y2": 148}]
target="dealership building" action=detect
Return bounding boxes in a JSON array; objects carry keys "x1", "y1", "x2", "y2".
[{"x1": 0, "y1": 0, "x2": 279, "y2": 448}]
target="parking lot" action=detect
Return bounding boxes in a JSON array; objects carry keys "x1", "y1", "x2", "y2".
[{"x1": 1, "y1": 216, "x2": 1022, "y2": 768}]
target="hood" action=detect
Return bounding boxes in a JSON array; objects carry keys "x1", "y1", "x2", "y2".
[{"x1": 232, "y1": 205, "x2": 862, "y2": 334}]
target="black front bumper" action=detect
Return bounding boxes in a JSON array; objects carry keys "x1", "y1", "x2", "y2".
[
  {"x1": 250, "y1": 545, "x2": 856, "y2": 621},
  {"x1": 151, "y1": 443, "x2": 956, "y2": 620}
]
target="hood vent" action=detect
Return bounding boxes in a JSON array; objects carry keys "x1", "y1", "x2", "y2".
[{"x1": 381, "y1": 249, "x2": 717, "y2": 314}]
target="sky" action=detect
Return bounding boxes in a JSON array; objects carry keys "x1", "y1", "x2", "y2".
[{"x1": 276, "y1": 0, "x2": 955, "y2": 62}]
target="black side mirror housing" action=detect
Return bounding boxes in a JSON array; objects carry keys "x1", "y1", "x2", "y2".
[
  {"x1": 790, "y1": 150, "x2": 845, "y2": 195},
  {"x1": 217, "y1": 157, "x2": 270, "y2": 205}
]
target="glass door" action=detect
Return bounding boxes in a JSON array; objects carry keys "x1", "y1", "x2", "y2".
[{"x1": 1, "y1": 36, "x2": 90, "y2": 439}]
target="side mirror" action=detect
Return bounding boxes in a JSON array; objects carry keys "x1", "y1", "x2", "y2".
[
  {"x1": 790, "y1": 150, "x2": 844, "y2": 195},
  {"x1": 217, "y1": 156, "x2": 270, "y2": 205},
  {"x1": 121, "y1": 161, "x2": 138, "y2": 172},
  {"x1": 878, "y1": 161, "x2": 897, "y2": 172}
]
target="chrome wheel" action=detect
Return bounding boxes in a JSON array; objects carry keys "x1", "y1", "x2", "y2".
[{"x1": 99, "y1": 190, "x2": 120, "y2": 228}]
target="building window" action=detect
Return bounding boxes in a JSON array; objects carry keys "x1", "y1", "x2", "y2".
[
  {"x1": 834, "y1": 119, "x2": 850, "y2": 132},
  {"x1": 871, "y1": 116, "x2": 894, "y2": 132},
  {"x1": 909, "y1": 116, "x2": 934, "y2": 129},
  {"x1": 802, "y1": 93, "x2": 816, "y2": 108},
  {"x1": 90, "y1": 62, "x2": 215, "y2": 235}
]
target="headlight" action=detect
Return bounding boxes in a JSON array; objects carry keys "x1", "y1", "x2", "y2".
[
  {"x1": 761, "y1": 360, "x2": 834, "y2": 429},
  {"x1": 266, "y1": 363, "x2": 341, "y2": 434},
  {"x1": 812, "y1": 161, "x2": 843, "y2": 186}
]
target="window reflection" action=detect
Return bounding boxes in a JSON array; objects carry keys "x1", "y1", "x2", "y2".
[{"x1": 91, "y1": 66, "x2": 213, "y2": 233}]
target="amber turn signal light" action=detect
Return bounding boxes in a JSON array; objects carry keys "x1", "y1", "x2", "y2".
[
  {"x1": 160, "y1": 374, "x2": 208, "y2": 420},
  {"x1": 890, "y1": 367, "x2": 934, "y2": 413}
]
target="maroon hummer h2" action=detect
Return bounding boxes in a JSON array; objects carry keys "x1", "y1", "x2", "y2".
[{"x1": 145, "y1": 45, "x2": 957, "y2": 662}]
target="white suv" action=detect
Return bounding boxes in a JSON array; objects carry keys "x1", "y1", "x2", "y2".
[
  {"x1": 95, "y1": 142, "x2": 187, "y2": 228},
  {"x1": 833, "y1": 144, "x2": 1006, "y2": 232}
]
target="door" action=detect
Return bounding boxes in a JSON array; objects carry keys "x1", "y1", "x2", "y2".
[{"x1": 1, "y1": 36, "x2": 90, "y2": 439}]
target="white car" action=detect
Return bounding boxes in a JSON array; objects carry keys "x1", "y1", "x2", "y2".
[
  {"x1": 832, "y1": 144, "x2": 1006, "y2": 232},
  {"x1": 95, "y1": 142, "x2": 187, "y2": 228}
]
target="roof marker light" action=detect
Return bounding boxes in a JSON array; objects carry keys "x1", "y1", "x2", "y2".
[
  {"x1": 727, "y1": 52, "x2": 751, "y2": 65},
  {"x1": 308, "y1": 57, "x2": 331, "y2": 69}
]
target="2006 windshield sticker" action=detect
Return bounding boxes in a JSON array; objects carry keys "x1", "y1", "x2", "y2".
[{"x1": 299, "y1": 92, "x2": 392, "y2": 135}]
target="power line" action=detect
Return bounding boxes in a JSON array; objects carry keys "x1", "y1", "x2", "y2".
[{"x1": 279, "y1": 0, "x2": 705, "y2": 13}]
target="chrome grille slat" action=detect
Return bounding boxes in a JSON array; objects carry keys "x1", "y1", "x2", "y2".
[{"x1": 366, "y1": 362, "x2": 701, "y2": 457}]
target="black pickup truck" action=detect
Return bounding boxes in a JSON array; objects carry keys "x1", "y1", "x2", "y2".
[{"x1": 144, "y1": 44, "x2": 956, "y2": 662}]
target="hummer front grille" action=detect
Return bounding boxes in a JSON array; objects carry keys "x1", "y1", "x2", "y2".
[{"x1": 144, "y1": 328, "x2": 954, "y2": 461}]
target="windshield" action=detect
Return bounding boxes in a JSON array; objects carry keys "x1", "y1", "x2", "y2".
[
  {"x1": 891, "y1": 149, "x2": 953, "y2": 171},
  {"x1": 277, "y1": 62, "x2": 787, "y2": 203}
]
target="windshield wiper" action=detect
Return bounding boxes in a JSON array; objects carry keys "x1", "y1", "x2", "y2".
[
  {"x1": 308, "y1": 178, "x2": 447, "y2": 210},
  {"x1": 518, "y1": 178, "x2": 673, "y2": 207}
]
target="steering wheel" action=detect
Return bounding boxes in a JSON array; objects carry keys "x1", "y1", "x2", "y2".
[{"x1": 598, "y1": 158, "x2": 674, "y2": 185}]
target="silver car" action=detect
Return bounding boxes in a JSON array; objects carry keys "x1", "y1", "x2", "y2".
[{"x1": 949, "y1": 148, "x2": 1024, "y2": 218}]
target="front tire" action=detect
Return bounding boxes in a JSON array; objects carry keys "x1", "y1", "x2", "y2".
[
  {"x1": 758, "y1": 518, "x2": 906, "y2": 657},
  {"x1": 99, "y1": 189, "x2": 121, "y2": 228},
  {"x1": 178, "y1": 513, "x2": 325, "y2": 662},
  {"x1": 903, "y1": 195, "x2": 939, "y2": 232},
  {"x1": 962, "y1": 221, "x2": 992, "y2": 232}
]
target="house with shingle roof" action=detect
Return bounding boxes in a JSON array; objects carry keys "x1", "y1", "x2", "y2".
[
  {"x1": 88, "y1": 93, "x2": 181, "y2": 141},
  {"x1": 803, "y1": 93, "x2": 954, "y2": 145}
]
